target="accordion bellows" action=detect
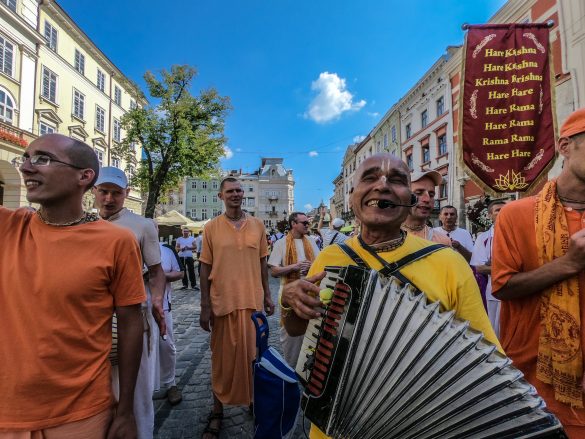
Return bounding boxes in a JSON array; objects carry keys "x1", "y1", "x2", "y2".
[{"x1": 295, "y1": 265, "x2": 567, "y2": 439}]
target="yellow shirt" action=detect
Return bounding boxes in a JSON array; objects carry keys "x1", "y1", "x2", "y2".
[{"x1": 306, "y1": 234, "x2": 501, "y2": 439}]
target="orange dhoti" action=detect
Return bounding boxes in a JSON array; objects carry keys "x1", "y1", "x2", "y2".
[{"x1": 211, "y1": 309, "x2": 256, "y2": 405}]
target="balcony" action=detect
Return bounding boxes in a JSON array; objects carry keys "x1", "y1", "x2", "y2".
[
  {"x1": 0, "y1": 122, "x2": 36, "y2": 148},
  {"x1": 268, "y1": 195, "x2": 279, "y2": 201},
  {"x1": 265, "y1": 210, "x2": 279, "y2": 217}
]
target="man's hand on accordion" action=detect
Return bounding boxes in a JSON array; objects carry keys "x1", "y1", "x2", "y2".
[{"x1": 282, "y1": 271, "x2": 326, "y2": 326}]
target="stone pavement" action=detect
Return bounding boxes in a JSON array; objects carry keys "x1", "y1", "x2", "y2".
[{"x1": 154, "y1": 275, "x2": 311, "y2": 439}]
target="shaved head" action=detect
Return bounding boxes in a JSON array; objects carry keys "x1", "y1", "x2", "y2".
[
  {"x1": 41, "y1": 134, "x2": 100, "y2": 191},
  {"x1": 352, "y1": 154, "x2": 410, "y2": 191}
]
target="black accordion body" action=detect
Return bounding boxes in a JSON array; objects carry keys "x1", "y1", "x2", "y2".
[{"x1": 295, "y1": 265, "x2": 567, "y2": 438}]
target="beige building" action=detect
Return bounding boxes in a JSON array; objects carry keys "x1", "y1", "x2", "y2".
[
  {"x1": 371, "y1": 103, "x2": 401, "y2": 157},
  {"x1": 0, "y1": 0, "x2": 145, "y2": 211}
]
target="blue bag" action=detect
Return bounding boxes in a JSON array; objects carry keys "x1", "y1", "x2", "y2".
[{"x1": 251, "y1": 312, "x2": 300, "y2": 439}]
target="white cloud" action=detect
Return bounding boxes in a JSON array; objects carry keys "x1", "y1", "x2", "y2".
[
  {"x1": 367, "y1": 112, "x2": 380, "y2": 118},
  {"x1": 305, "y1": 72, "x2": 366, "y2": 123},
  {"x1": 304, "y1": 203, "x2": 313, "y2": 211},
  {"x1": 223, "y1": 146, "x2": 234, "y2": 159},
  {"x1": 353, "y1": 135, "x2": 366, "y2": 143},
  {"x1": 308, "y1": 151, "x2": 319, "y2": 157}
]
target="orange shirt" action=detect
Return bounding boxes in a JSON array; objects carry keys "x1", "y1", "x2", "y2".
[
  {"x1": 492, "y1": 197, "x2": 585, "y2": 428},
  {"x1": 199, "y1": 215, "x2": 269, "y2": 316},
  {"x1": 0, "y1": 207, "x2": 146, "y2": 430}
]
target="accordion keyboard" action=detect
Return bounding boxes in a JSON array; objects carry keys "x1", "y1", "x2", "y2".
[{"x1": 295, "y1": 266, "x2": 346, "y2": 395}]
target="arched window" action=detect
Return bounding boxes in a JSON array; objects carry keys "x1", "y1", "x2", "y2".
[{"x1": 0, "y1": 88, "x2": 15, "y2": 124}]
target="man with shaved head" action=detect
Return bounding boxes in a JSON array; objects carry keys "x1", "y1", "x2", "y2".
[
  {"x1": 280, "y1": 153, "x2": 498, "y2": 439},
  {"x1": 0, "y1": 134, "x2": 145, "y2": 438}
]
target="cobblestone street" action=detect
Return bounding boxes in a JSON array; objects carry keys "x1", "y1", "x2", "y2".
[{"x1": 154, "y1": 275, "x2": 310, "y2": 439}]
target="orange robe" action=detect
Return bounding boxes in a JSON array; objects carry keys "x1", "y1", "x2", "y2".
[
  {"x1": 199, "y1": 215, "x2": 269, "y2": 405},
  {"x1": 492, "y1": 197, "x2": 585, "y2": 436}
]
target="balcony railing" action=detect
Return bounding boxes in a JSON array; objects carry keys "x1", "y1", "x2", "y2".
[
  {"x1": 0, "y1": 121, "x2": 37, "y2": 148},
  {"x1": 268, "y1": 195, "x2": 279, "y2": 201}
]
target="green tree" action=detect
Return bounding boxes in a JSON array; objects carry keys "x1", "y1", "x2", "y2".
[{"x1": 114, "y1": 65, "x2": 231, "y2": 218}]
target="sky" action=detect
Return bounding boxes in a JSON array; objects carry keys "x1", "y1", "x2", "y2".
[{"x1": 59, "y1": 0, "x2": 507, "y2": 212}]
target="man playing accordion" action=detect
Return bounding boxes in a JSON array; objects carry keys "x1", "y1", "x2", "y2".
[{"x1": 281, "y1": 153, "x2": 500, "y2": 439}]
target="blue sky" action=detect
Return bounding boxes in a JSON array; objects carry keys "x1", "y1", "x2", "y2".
[{"x1": 60, "y1": 0, "x2": 506, "y2": 211}]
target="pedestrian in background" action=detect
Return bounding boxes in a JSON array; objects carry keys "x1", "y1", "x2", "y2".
[
  {"x1": 153, "y1": 237, "x2": 184, "y2": 406},
  {"x1": 268, "y1": 212, "x2": 320, "y2": 366},
  {"x1": 470, "y1": 199, "x2": 506, "y2": 338},
  {"x1": 434, "y1": 205, "x2": 474, "y2": 261},
  {"x1": 318, "y1": 205, "x2": 348, "y2": 247},
  {"x1": 176, "y1": 228, "x2": 198, "y2": 290}
]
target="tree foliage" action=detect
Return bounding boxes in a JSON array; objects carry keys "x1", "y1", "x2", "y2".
[{"x1": 114, "y1": 65, "x2": 231, "y2": 217}]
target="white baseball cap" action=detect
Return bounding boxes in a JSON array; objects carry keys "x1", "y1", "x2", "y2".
[
  {"x1": 331, "y1": 218, "x2": 345, "y2": 228},
  {"x1": 94, "y1": 166, "x2": 128, "y2": 189}
]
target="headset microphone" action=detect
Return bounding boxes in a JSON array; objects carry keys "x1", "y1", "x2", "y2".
[{"x1": 377, "y1": 194, "x2": 418, "y2": 209}]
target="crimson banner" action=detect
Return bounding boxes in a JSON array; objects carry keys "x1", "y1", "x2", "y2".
[{"x1": 460, "y1": 24, "x2": 556, "y2": 193}]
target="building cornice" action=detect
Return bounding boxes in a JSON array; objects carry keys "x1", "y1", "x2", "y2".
[
  {"x1": 40, "y1": 0, "x2": 147, "y2": 106},
  {"x1": 0, "y1": 2, "x2": 45, "y2": 48}
]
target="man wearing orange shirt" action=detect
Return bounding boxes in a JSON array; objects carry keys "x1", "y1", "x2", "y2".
[
  {"x1": 199, "y1": 177, "x2": 275, "y2": 439},
  {"x1": 492, "y1": 108, "x2": 585, "y2": 437},
  {"x1": 0, "y1": 134, "x2": 145, "y2": 439}
]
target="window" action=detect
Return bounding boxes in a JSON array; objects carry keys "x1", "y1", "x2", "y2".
[
  {"x1": 436, "y1": 96, "x2": 444, "y2": 116},
  {"x1": 44, "y1": 21, "x2": 58, "y2": 51},
  {"x1": 0, "y1": 36, "x2": 14, "y2": 77},
  {"x1": 438, "y1": 134, "x2": 447, "y2": 156},
  {"x1": 247, "y1": 197, "x2": 255, "y2": 207},
  {"x1": 127, "y1": 165, "x2": 135, "y2": 177},
  {"x1": 191, "y1": 195, "x2": 196, "y2": 203},
  {"x1": 421, "y1": 110, "x2": 428, "y2": 128},
  {"x1": 97, "y1": 69, "x2": 105, "y2": 92},
  {"x1": 439, "y1": 181, "x2": 448, "y2": 199},
  {"x1": 383, "y1": 133, "x2": 388, "y2": 148},
  {"x1": 248, "y1": 186, "x2": 253, "y2": 192},
  {"x1": 39, "y1": 122, "x2": 55, "y2": 135},
  {"x1": 190, "y1": 209, "x2": 197, "y2": 218},
  {"x1": 213, "y1": 208, "x2": 219, "y2": 217},
  {"x1": 112, "y1": 158, "x2": 120, "y2": 168},
  {"x1": 3, "y1": 0, "x2": 16, "y2": 11},
  {"x1": 406, "y1": 153, "x2": 413, "y2": 171},
  {"x1": 391, "y1": 126, "x2": 396, "y2": 142},
  {"x1": 212, "y1": 181, "x2": 218, "y2": 189},
  {"x1": 94, "y1": 148, "x2": 104, "y2": 167},
  {"x1": 405, "y1": 123, "x2": 411, "y2": 139},
  {"x1": 41, "y1": 67, "x2": 57, "y2": 103},
  {"x1": 201, "y1": 209, "x2": 208, "y2": 220},
  {"x1": 129, "y1": 99, "x2": 136, "y2": 110},
  {"x1": 74, "y1": 49, "x2": 85, "y2": 75},
  {"x1": 191, "y1": 181, "x2": 197, "y2": 189},
  {"x1": 202, "y1": 181, "x2": 207, "y2": 189},
  {"x1": 72, "y1": 89, "x2": 85, "y2": 120},
  {"x1": 241, "y1": 198, "x2": 246, "y2": 207},
  {"x1": 422, "y1": 145, "x2": 430, "y2": 163},
  {"x1": 113, "y1": 118, "x2": 121, "y2": 142},
  {"x1": 0, "y1": 89, "x2": 14, "y2": 124},
  {"x1": 114, "y1": 86, "x2": 122, "y2": 106},
  {"x1": 95, "y1": 106, "x2": 105, "y2": 132},
  {"x1": 202, "y1": 195, "x2": 207, "y2": 203},
  {"x1": 212, "y1": 195, "x2": 218, "y2": 203}
]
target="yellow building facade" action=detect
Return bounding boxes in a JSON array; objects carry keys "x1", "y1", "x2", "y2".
[{"x1": 0, "y1": 0, "x2": 144, "y2": 212}]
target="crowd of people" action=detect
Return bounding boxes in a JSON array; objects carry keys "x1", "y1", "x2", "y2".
[{"x1": 1, "y1": 106, "x2": 585, "y2": 439}]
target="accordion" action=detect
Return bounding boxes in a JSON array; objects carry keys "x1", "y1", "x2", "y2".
[{"x1": 295, "y1": 265, "x2": 567, "y2": 439}]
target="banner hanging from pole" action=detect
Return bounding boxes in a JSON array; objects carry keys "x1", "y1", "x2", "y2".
[{"x1": 460, "y1": 23, "x2": 556, "y2": 194}]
